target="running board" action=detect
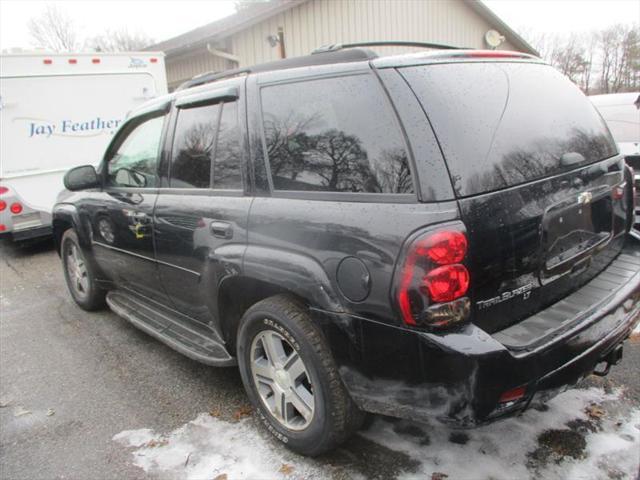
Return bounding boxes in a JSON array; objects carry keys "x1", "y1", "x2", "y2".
[{"x1": 106, "y1": 290, "x2": 236, "y2": 366}]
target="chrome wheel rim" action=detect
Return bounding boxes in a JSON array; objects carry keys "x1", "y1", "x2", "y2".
[
  {"x1": 66, "y1": 243, "x2": 89, "y2": 297},
  {"x1": 250, "y1": 329, "x2": 315, "y2": 430}
]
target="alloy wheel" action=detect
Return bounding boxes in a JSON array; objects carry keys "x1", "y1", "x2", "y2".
[
  {"x1": 250, "y1": 329, "x2": 315, "y2": 430},
  {"x1": 66, "y1": 243, "x2": 89, "y2": 297}
]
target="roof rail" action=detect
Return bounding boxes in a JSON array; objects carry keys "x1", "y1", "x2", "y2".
[
  {"x1": 311, "y1": 41, "x2": 465, "y2": 54},
  {"x1": 177, "y1": 67, "x2": 250, "y2": 91},
  {"x1": 177, "y1": 48, "x2": 377, "y2": 91}
]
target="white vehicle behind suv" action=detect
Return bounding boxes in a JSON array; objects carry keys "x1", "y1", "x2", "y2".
[
  {"x1": 0, "y1": 52, "x2": 167, "y2": 241},
  {"x1": 591, "y1": 92, "x2": 640, "y2": 238}
]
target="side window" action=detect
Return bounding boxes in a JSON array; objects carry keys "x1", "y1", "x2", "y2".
[
  {"x1": 107, "y1": 115, "x2": 165, "y2": 188},
  {"x1": 260, "y1": 75, "x2": 414, "y2": 194},
  {"x1": 214, "y1": 102, "x2": 243, "y2": 189},
  {"x1": 170, "y1": 101, "x2": 243, "y2": 190},
  {"x1": 170, "y1": 103, "x2": 220, "y2": 188}
]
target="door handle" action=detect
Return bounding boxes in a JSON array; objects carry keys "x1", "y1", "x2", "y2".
[{"x1": 210, "y1": 221, "x2": 233, "y2": 239}]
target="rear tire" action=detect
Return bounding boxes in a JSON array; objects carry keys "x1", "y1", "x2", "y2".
[
  {"x1": 237, "y1": 294, "x2": 364, "y2": 456},
  {"x1": 61, "y1": 229, "x2": 105, "y2": 311}
]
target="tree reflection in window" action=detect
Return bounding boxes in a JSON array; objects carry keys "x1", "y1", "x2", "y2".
[
  {"x1": 214, "y1": 102, "x2": 243, "y2": 189},
  {"x1": 171, "y1": 102, "x2": 243, "y2": 190},
  {"x1": 261, "y1": 75, "x2": 414, "y2": 194},
  {"x1": 171, "y1": 104, "x2": 219, "y2": 189}
]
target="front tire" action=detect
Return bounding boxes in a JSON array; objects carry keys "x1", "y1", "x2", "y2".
[
  {"x1": 61, "y1": 229, "x2": 105, "y2": 311},
  {"x1": 237, "y1": 294, "x2": 363, "y2": 456}
]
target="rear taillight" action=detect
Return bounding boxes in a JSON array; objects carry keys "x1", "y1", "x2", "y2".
[
  {"x1": 499, "y1": 386, "x2": 527, "y2": 404},
  {"x1": 417, "y1": 230, "x2": 467, "y2": 265},
  {"x1": 423, "y1": 264, "x2": 470, "y2": 302},
  {"x1": 0, "y1": 186, "x2": 8, "y2": 195},
  {"x1": 396, "y1": 224, "x2": 471, "y2": 329},
  {"x1": 0, "y1": 200, "x2": 6, "y2": 211},
  {"x1": 10, "y1": 202, "x2": 23, "y2": 214},
  {"x1": 0, "y1": 224, "x2": 6, "y2": 232}
]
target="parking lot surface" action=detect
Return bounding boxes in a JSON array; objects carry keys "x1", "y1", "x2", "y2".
[{"x1": 1, "y1": 238, "x2": 639, "y2": 480}]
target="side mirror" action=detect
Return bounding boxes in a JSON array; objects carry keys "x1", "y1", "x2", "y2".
[{"x1": 64, "y1": 165, "x2": 99, "y2": 191}]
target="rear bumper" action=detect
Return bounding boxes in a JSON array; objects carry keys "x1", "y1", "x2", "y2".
[
  {"x1": 321, "y1": 241, "x2": 640, "y2": 426},
  {"x1": 0, "y1": 210, "x2": 52, "y2": 241},
  {"x1": 11, "y1": 225, "x2": 53, "y2": 241}
]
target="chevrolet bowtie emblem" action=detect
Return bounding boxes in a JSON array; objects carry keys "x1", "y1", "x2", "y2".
[{"x1": 577, "y1": 191, "x2": 593, "y2": 205}]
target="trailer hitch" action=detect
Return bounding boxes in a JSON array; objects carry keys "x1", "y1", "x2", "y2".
[{"x1": 592, "y1": 344, "x2": 624, "y2": 377}]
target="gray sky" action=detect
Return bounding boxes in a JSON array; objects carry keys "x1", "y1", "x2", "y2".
[
  {"x1": 0, "y1": 0, "x2": 237, "y2": 51},
  {"x1": 485, "y1": 0, "x2": 639, "y2": 34},
  {"x1": 1, "y1": 0, "x2": 638, "y2": 52}
]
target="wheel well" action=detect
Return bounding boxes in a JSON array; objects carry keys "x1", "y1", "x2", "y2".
[
  {"x1": 218, "y1": 277, "x2": 307, "y2": 352},
  {"x1": 52, "y1": 218, "x2": 72, "y2": 255}
]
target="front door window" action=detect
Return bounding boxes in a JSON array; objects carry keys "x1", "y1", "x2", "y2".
[{"x1": 107, "y1": 115, "x2": 165, "y2": 188}]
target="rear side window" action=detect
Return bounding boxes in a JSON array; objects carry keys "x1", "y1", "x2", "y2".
[
  {"x1": 214, "y1": 102, "x2": 243, "y2": 189},
  {"x1": 260, "y1": 74, "x2": 414, "y2": 194},
  {"x1": 170, "y1": 101, "x2": 243, "y2": 189},
  {"x1": 400, "y1": 62, "x2": 618, "y2": 197}
]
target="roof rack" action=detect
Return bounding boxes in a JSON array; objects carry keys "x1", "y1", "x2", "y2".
[
  {"x1": 177, "y1": 47, "x2": 377, "y2": 91},
  {"x1": 311, "y1": 41, "x2": 464, "y2": 54},
  {"x1": 178, "y1": 41, "x2": 467, "y2": 91},
  {"x1": 177, "y1": 67, "x2": 250, "y2": 90}
]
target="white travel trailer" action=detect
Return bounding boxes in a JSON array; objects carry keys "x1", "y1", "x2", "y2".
[{"x1": 0, "y1": 52, "x2": 167, "y2": 240}]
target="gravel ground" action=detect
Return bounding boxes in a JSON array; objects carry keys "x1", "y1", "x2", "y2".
[{"x1": 1, "y1": 237, "x2": 638, "y2": 480}]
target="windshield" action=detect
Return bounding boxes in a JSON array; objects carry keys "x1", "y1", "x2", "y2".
[{"x1": 400, "y1": 62, "x2": 618, "y2": 197}]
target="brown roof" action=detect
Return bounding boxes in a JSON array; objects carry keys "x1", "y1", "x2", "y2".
[{"x1": 148, "y1": 0, "x2": 307, "y2": 55}]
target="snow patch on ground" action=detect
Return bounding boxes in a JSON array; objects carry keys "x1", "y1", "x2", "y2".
[
  {"x1": 114, "y1": 387, "x2": 640, "y2": 480},
  {"x1": 113, "y1": 414, "x2": 328, "y2": 480},
  {"x1": 361, "y1": 387, "x2": 640, "y2": 480}
]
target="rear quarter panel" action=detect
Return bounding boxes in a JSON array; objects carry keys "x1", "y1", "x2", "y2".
[{"x1": 245, "y1": 198, "x2": 459, "y2": 322}]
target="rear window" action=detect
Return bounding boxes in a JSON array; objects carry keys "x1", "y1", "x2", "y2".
[
  {"x1": 400, "y1": 62, "x2": 617, "y2": 197},
  {"x1": 260, "y1": 74, "x2": 414, "y2": 194}
]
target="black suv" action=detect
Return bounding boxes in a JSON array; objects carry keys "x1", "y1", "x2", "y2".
[{"x1": 54, "y1": 45, "x2": 640, "y2": 456}]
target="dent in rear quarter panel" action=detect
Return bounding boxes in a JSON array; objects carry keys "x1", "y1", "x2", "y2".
[{"x1": 244, "y1": 198, "x2": 459, "y2": 323}]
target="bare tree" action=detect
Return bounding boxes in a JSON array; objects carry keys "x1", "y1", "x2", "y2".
[
  {"x1": 581, "y1": 33, "x2": 598, "y2": 94},
  {"x1": 548, "y1": 34, "x2": 589, "y2": 85},
  {"x1": 520, "y1": 24, "x2": 639, "y2": 95},
  {"x1": 28, "y1": 4, "x2": 78, "y2": 52},
  {"x1": 598, "y1": 24, "x2": 640, "y2": 93},
  {"x1": 86, "y1": 28, "x2": 154, "y2": 52}
]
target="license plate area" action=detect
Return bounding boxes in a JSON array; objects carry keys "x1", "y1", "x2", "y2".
[
  {"x1": 540, "y1": 188, "x2": 612, "y2": 282},
  {"x1": 12, "y1": 212, "x2": 43, "y2": 230}
]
